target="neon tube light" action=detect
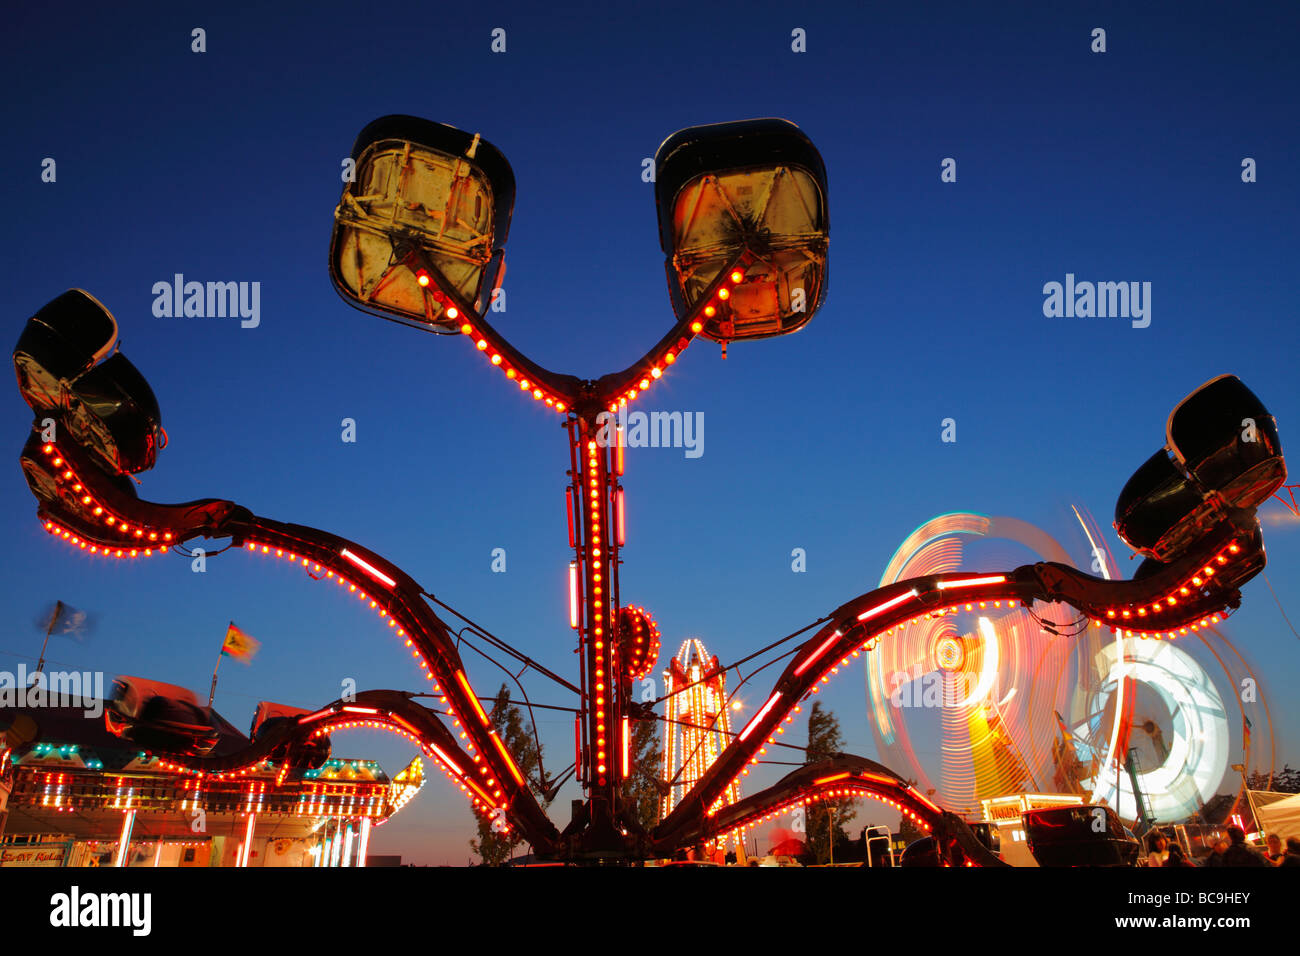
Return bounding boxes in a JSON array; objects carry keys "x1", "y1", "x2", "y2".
[
  {"x1": 340, "y1": 548, "x2": 397, "y2": 588},
  {"x1": 454, "y1": 670, "x2": 491, "y2": 726},
  {"x1": 813, "y1": 771, "x2": 851, "y2": 785},
  {"x1": 621, "y1": 717, "x2": 630, "y2": 777},
  {"x1": 856, "y1": 589, "x2": 918, "y2": 622},
  {"x1": 569, "y1": 562, "x2": 580, "y2": 629},
  {"x1": 936, "y1": 575, "x2": 1007, "y2": 590},
  {"x1": 738, "y1": 692, "x2": 783, "y2": 742},
  {"x1": 357, "y1": 817, "x2": 372, "y2": 868},
  {"x1": 426, "y1": 743, "x2": 462, "y2": 776},
  {"x1": 490, "y1": 730, "x2": 526, "y2": 787},
  {"x1": 794, "y1": 630, "x2": 842, "y2": 676},
  {"x1": 466, "y1": 778, "x2": 495, "y2": 805},
  {"x1": 566, "y1": 488, "x2": 576, "y2": 547},
  {"x1": 113, "y1": 809, "x2": 136, "y2": 867}
]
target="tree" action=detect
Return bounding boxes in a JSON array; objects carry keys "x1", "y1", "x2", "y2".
[
  {"x1": 1248, "y1": 764, "x2": 1300, "y2": 794},
  {"x1": 468, "y1": 684, "x2": 548, "y2": 865},
  {"x1": 804, "y1": 702, "x2": 856, "y2": 864},
  {"x1": 621, "y1": 712, "x2": 664, "y2": 831}
]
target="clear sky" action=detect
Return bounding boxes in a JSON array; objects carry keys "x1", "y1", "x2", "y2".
[{"x1": 2, "y1": 1, "x2": 1297, "y2": 864}]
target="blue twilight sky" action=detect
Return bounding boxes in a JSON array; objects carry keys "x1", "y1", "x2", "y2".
[{"x1": 2, "y1": 1, "x2": 1298, "y2": 863}]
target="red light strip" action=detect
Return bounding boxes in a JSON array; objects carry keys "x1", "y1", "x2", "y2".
[
  {"x1": 856, "y1": 589, "x2": 918, "y2": 622},
  {"x1": 738, "y1": 692, "x2": 782, "y2": 742},
  {"x1": 568, "y1": 562, "x2": 580, "y2": 630},
  {"x1": 465, "y1": 778, "x2": 497, "y2": 806},
  {"x1": 489, "y1": 731, "x2": 526, "y2": 787},
  {"x1": 458, "y1": 322, "x2": 568, "y2": 414},
  {"x1": 454, "y1": 670, "x2": 491, "y2": 727},
  {"x1": 793, "y1": 630, "x2": 842, "y2": 677},
  {"x1": 603, "y1": 260, "x2": 747, "y2": 411},
  {"x1": 340, "y1": 548, "x2": 396, "y2": 588},
  {"x1": 616, "y1": 489, "x2": 626, "y2": 547},
  {"x1": 936, "y1": 575, "x2": 1007, "y2": 590},
  {"x1": 910, "y1": 789, "x2": 943, "y2": 814},
  {"x1": 812, "y1": 772, "x2": 851, "y2": 786},
  {"x1": 621, "y1": 717, "x2": 630, "y2": 778},
  {"x1": 566, "y1": 488, "x2": 576, "y2": 548}
]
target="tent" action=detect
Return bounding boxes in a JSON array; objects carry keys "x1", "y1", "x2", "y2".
[{"x1": 1252, "y1": 790, "x2": 1300, "y2": 841}]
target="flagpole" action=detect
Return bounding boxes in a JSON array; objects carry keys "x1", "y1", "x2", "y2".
[
  {"x1": 208, "y1": 621, "x2": 230, "y2": 707},
  {"x1": 35, "y1": 600, "x2": 63, "y2": 677}
]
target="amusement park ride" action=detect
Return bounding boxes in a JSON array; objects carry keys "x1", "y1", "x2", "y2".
[{"x1": 10, "y1": 115, "x2": 1291, "y2": 864}]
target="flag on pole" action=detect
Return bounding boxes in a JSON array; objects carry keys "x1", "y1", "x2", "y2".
[
  {"x1": 1053, "y1": 710, "x2": 1074, "y2": 742},
  {"x1": 221, "y1": 623, "x2": 261, "y2": 663},
  {"x1": 1243, "y1": 713, "x2": 1253, "y2": 752},
  {"x1": 37, "y1": 600, "x2": 92, "y2": 642}
]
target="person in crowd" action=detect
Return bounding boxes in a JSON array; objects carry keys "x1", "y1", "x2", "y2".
[
  {"x1": 1163, "y1": 843, "x2": 1196, "y2": 867},
  {"x1": 1264, "y1": 832, "x2": 1286, "y2": 865},
  {"x1": 1222, "y1": 825, "x2": 1269, "y2": 866},
  {"x1": 1281, "y1": 836, "x2": 1300, "y2": 868},
  {"x1": 1146, "y1": 830, "x2": 1170, "y2": 867},
  {"x1": 1203, "y1": 839, "x2": 1229, "y2": 866}
]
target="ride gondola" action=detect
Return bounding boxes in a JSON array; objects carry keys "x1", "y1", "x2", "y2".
[
  {"x1": 13, "y1": 289, "x2": 163, "y2": 476},
  {"x1": 1115, "y1": 375, "x2": 1286, "y2": 564},
  {"x1": 329, "y1": 115, "x2": 515, "y2": 333},
  {"x1": 104, "y1": 676, "x2": 221, "y2": 757},
  {"x1": 654, "y1": 118, "x2": 829, "y2": 344}
]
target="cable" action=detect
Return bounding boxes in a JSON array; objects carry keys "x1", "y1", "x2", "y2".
[{"x1": 1261, "y1": 571, "x2": 1300, "y2": 642}]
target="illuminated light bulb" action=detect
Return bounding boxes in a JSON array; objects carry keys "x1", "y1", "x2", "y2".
[
  {"x1": 639, "y1": 379, "x2": 649, "y2": 390},
  {"x1": 556, "y1": 403, "x2": 566, "y2": 412},
  {"x1": 704, "y1": 305, "x2": 716, "y2": 318},
  {"x1": 491, "y1": 353, "x2": 502, "y2": 365},
  {"x1": 520, "y1": 379, "x2": 530, "y2": 390},
  {"x1": 730, "y1": 269, "x2": 744, "y2": 283},
  {"x1": 651, "y1": 367, "x2": 662, "y2": 379},
  {"x1": 717, "y1": 287, "x2": 730, "y2": 300},
  {"x1": 460, "y1": 323, "x2": 472, "y2": 335},
  {"x1": 664, "y1": 352, "x2": 675, "y2": 364},
  {"x1": 1106, "y1": 610, "x2": 1116, "y2": 618},
  {"x1": 533, "y1": 389, "x2": 543, "y2": 400},
  {"x1": 691, "y1": 321, "x2": 704, "y2": 333},
  {"x1": 476, "y1": 339, "x2": 488, "y2": 350},
  {"x1": 446, "y1": 307, "x2": 459, "y2": 320},
  {"x1": 416, "y1": 270, "x2": 430, "y2": 287}
]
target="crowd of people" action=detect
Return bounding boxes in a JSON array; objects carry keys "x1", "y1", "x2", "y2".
[{"x1": 1145, "y1": 826, "x2": 1300, "y2": 867}]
